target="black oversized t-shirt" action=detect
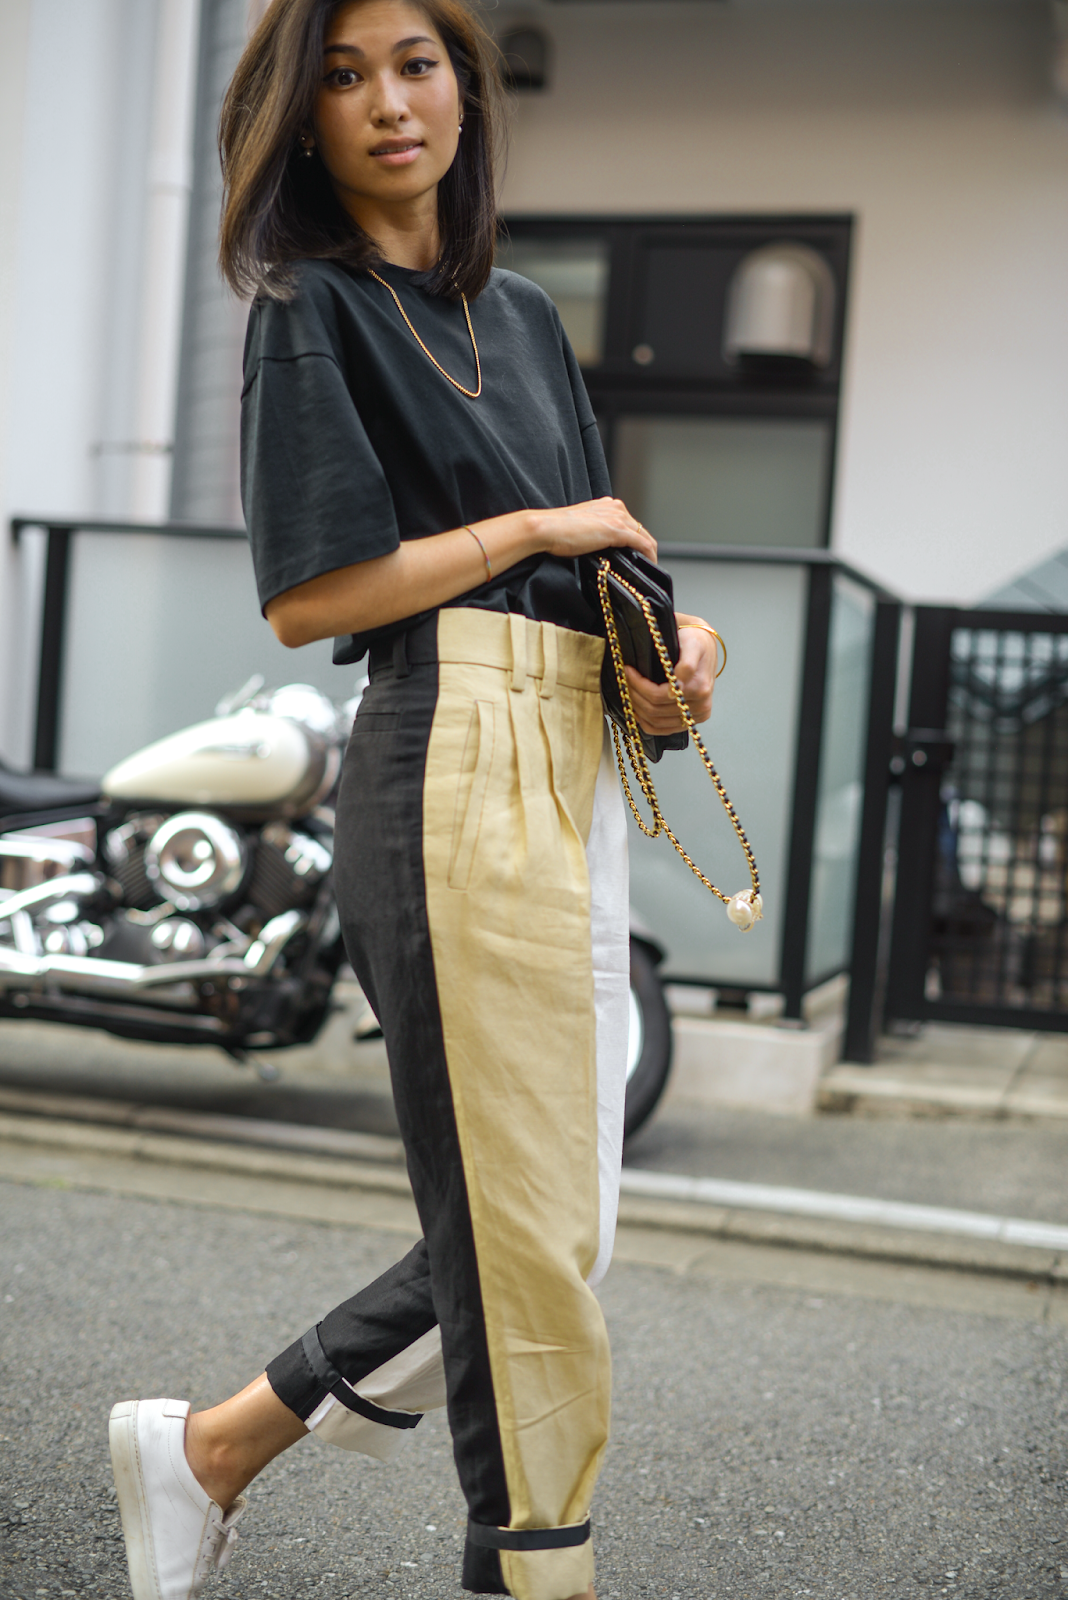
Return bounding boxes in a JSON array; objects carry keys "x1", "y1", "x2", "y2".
[{"x1": 240, "y1": 258, "x2": 611, "y2": 664}]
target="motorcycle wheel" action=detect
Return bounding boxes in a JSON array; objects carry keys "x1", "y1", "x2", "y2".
[{"x1": 624, "y1": 938, "x2": 674, "y2": 1139}]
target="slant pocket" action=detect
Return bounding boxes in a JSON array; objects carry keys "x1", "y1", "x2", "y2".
[
  {"x1": 448, "y1": 700, "x2": 495, "y2": 890},
  {"x1": 353, "y1": 710, "x2": 401, "y2": 733}
]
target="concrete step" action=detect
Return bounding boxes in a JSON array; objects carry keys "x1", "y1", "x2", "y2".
[
  {"x1": 824, "y1": 1023, "x2": 1068, "y2": 1120},
  {"x1": 820, "y1": 1063, "x2": 1068, "y2": 1119}
]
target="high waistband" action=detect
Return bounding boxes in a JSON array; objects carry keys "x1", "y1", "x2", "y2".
[{"x1": 369, "y1": 610, "x2": 605, "y2": 696}]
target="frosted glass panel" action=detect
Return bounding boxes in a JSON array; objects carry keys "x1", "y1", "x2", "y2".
[
  {"x1": 614, "y1": 417, "x2": 831, "y2": 547},
  {"x1": 56, "y1": 533, "x2": 356, "y2": 778},
  {"x1": 805, "y1": 575, "x2": 875, "y2": 981},
  {"x1": 626, "y1": 559, "x2": 807, "y2": 986},
  {"x1": 496, "y1": 237, "x2": 610, "y2": 367}
]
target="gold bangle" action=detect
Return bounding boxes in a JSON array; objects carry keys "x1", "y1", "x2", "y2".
[
  {"x1": 464, "y1": 524, "x2": 493, "y2": 583},
  {"x1": 679, "y1": 621, "x2": 727, "y2": 677}
]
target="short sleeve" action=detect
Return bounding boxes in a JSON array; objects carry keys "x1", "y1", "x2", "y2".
[
  {"x1": 240, "y1": 298, "x2": 400, "y2": 612},
  {"x1": 558, "y1": 319, "x2": 613, "y2": 499}
]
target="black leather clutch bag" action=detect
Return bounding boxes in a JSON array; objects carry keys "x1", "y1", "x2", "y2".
[{"x1": 579, "y1": 549, "x2": 688, "y2": 763}]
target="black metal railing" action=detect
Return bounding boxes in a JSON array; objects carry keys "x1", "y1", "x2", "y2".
[
  {"x1": 10, "y1": 516, "x2": 899, "y2": 1024},
  {"x1": 10, "y1": 517, "x2": 244, "y2": 771},
  {"x1": 17, "y1": 521, "x2": 1068, "y2": 1052},
  {"x1": 888, "y1": 607, "x2": 1068, "y2": 1032},
  {"x1": 641, "y1": 544, "x2": 898, "y2": 1015},
  {"x1": 844, "y1": 602, "x2": 1068, "y2": 1056},
  {"x1": 840, "y1": 599, "x2": 903, "y2": 1060}
]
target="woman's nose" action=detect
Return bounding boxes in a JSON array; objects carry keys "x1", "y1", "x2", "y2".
[{"x1": 370, "y1": 75, "x2": 410, "y2": 125}]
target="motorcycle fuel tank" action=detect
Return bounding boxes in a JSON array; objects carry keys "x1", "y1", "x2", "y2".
[{"x1": 102, "y1": 712, "x2": 323, "y2": 810}]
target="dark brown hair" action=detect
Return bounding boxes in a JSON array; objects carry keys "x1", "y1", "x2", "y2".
[{"x1": 219, "y1": 0, "x2": 503, "y2": 302}]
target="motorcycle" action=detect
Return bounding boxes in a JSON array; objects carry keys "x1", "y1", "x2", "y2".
[{"x1": 0, "y1": 680, "x2": 672, "y2": 1137}]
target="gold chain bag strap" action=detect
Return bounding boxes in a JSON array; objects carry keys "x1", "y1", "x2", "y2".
[{"x1": 594, "y1": 556, "x2": 763, "y2": 932}]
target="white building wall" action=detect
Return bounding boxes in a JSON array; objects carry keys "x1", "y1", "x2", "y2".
[
  {"x1": 2, "y1": 0, "x2": 1066, "y2": 764},
  {"x1": 0, "y1": 0, "x2": 39, "y2": 767},
  {"x1": 495, "y1": 0, "x2": 1068, "y2": 605},
  {"x1": 0, "y1": 0, "x2": 197, "y2": 766},
  {"x1": 4, "y1": 1, "x2": 146, "y2": 526},
  {"x1": 0, "y1": 0, "x2": 33, "y2": 549}
]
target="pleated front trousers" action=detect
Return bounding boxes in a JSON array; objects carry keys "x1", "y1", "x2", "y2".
[{"x1": 266, "y1": 608, "x2": 631, "y2": 1600}]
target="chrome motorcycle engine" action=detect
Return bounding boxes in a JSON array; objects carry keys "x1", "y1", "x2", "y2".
[
  {"x1": 102, "y1": 812, "x2": 330, "y2": 934},
  {"x1": 247, "y1": 821, "x2": 332, "y2": 919},
  {"x1": 103, "y1": 813, "x2": 165, "y2": 909},
  {"x1": 143, "y1": 812, "x2": 248, "y2": 911}
]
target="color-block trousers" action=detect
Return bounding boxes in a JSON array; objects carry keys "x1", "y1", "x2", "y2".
[{"x1": 266, "y1": 610, "x2": 631, "y2": 1600}]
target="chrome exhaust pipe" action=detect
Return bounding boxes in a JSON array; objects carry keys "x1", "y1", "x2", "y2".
[
  {"x1": 0, "y1": 873, "x2": 103, "y2": 958},
  {"x1": 0, "y1": 909, "x2": 307, "y2": 1005},
  {"x1": 0, "y1": 872, "x2": 102, "y2": 921},
  {"x1": 0, "y1": 836, "x2": 94, "y2": 871}
]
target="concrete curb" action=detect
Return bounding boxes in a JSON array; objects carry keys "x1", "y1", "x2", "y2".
[
  {"x1": 615, "y1": 1191, "x2": 1066, "y2": 1283},
  {"x1": 618, "y1": 1168, "x2": 1068, "y2": 1252},
  {"x1": 0, "y1": 1110, "x2": 412, "y2": 1197},
  {"x1": 0, "y1": 1085, "x2": 405, "y2": 1164},
  {"x1": 1, "y1": 1098, "x2": 1066, "y2": 1284}
]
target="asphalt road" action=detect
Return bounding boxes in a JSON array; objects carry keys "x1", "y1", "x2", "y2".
[{"x1": 2, "y1": 1178, "x2": 1067, "y2": 1600}]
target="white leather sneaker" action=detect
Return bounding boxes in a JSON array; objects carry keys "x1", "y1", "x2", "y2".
[{"x1": 109, "y1": 1399, "x2": 247, "y2": 1600}]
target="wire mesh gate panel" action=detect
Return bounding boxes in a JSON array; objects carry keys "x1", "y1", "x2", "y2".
[{"x1": 886, "y1": 606, "x2": 1068, "y2": 1031}]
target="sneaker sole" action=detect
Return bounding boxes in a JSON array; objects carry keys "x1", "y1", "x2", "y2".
[{"x1": 110, "y1": 1400, "x2": 163, "y2": 1600}]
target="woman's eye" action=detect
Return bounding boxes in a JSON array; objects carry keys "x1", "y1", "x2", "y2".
[
  {"x1": 403, "y1": 56, "x2": 437, "y2": 76},
  {"x1": 326, "y1": 67, "x2": 360, "y2": 87}
]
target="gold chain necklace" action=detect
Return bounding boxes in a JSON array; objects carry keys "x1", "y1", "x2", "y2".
[{"x1": 367, "y1": 269, "x2": 482, "y2": 400}]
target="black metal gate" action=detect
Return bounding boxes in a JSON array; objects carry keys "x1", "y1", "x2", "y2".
[{"x1": 882, "y1": 605, "x2": 1068, "y2": 1033}]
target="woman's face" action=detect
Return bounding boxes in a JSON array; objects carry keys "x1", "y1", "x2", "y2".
[{"x1": 312, "y1": 1, "x2": 463, "y2": 221}]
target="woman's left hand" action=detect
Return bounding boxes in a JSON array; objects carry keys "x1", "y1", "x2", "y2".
[{"x1": 624, "y1": 621, "x2": 717, "y2": 735}]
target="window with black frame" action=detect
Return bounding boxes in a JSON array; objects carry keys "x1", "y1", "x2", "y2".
[{"x1": 497, "y1": 215, "x2": 852, "y2": 551}]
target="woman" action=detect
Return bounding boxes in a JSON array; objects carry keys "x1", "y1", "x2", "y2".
[{"x1": 108, "y1": 4, "x2": 718, "y2": 1599}]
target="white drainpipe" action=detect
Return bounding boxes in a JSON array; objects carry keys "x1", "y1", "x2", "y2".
[{"x1": 129, "y1": 0, "x2": 201, "y2": 522}]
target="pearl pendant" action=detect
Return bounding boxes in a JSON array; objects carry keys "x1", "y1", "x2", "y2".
[{"x1": 726, "y1": 892, "x2": 763, "y2": 932}]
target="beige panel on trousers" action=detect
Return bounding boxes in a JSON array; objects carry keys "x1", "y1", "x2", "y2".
[{"x1": 424, "y1": 609, "x2": 610, "y2": 1600}]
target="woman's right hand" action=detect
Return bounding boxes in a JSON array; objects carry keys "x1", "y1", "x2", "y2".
[{"x1": 529, "y1": 499, "x2": 658, "y2": 564}]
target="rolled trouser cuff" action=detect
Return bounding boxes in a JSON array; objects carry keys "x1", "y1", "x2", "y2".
[
  {"x1": 267, "y1": 1323, "x2": 434, "y2": 1462},
  {"x1": 463, "y1": 1520, "x2": 594, "y2": 1600},
  {"x1": 299, "y1": 1328, "x2": 423, "y2": 1430},
  {"x1": 467, "y1": 1519, "x2": 591, "y2": 1551}
]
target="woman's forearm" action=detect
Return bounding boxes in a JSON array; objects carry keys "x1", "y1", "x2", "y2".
[
  {"x1": 265, "y1": 511, "x2": 543, "y2": 648},
  {"x1": 265, "y1": 497, "x2": 658, "y2": 649}
]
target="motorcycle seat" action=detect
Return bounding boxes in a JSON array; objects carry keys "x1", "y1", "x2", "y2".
[{"x1": 0, "y1": 764, "x2": 102, "y2": 819}]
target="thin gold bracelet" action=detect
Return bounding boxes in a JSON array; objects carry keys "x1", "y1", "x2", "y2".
[
  {"x1": 679, "y1": 621, "x2": 727, "y2": 677},
  {"x1": 464, "y1": 525, "x2": 493, "y2": 583}
]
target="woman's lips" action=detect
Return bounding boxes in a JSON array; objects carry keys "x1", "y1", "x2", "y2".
[{"x1": 371, "y1": 142, "x2": 423, "y2": 166}]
